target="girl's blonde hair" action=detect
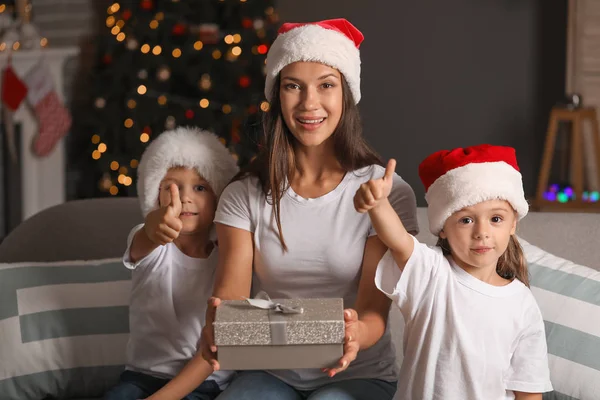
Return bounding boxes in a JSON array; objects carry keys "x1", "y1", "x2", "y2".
[{"x1": 436, "y1": 234, "x2": 530, "y2": 287}]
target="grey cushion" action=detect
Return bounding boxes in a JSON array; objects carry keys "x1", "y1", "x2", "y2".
[{"x1": 0, "y1": 198, "x2": 143, "y2": 262}]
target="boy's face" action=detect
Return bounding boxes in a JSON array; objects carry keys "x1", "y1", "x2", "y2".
[{"x1": 158, "y1": 167, "x2": 217, "y2": 235}]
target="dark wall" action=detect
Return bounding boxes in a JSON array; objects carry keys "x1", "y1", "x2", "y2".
[{"x1": 277, "y1": 0, "x2": 567, "y2": 205}]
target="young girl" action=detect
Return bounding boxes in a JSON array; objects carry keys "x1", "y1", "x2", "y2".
[
  {"x1": 354, "y1": 144, "x2": 553, "y2": 399},
  {"x1": 200, "y1": 19, "x2": 418, "y2": 400},
  {"x1": 103, "y1": 127, "x2": 238, "y2": 400}
]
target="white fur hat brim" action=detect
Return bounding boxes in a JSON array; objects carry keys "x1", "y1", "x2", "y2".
[
  {"x1": 264, "y1": 24, "x2": 361, "y2": 103},
  {"x1": 425, "y1": 161, "x2": 529, "y2": 235},
  {"x1": 137, "y1": 127, "x2": 239, "y2": 217}
]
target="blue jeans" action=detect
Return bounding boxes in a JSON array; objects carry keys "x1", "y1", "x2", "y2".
[
  {"x1": 103, "y1": 370, "x2": 222, "y2": 400},
  {"x1": 215, "y1": 371, "x2": 397, "y2": 400}
]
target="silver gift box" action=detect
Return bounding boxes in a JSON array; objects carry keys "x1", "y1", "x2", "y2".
[{"x1": 214, "y1": 297, "x2": 345, "y2": 370}]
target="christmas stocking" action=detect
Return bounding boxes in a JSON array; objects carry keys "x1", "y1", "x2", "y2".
[
  {"x1": 23, "y1": 60, "x2": 72, "y2": 157},
  {"x1": 2, "y1": 65, "x2": 28, "y2": 110},
  {"x1": 1, "y1": 65, "x2": 28, "y2": 162}
]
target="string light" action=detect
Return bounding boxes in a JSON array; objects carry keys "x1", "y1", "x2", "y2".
[
  {"x1": 126, "y1": 38, "x2": 138, "y2": 50},
  {"x1": 94, "y1": 3, "x2": 276, "y2": 190},
  {"x1": 257, "y1": 44, "x2": 268, "y2": 54},
  {"x1": 200, "y1": 74, "x2": 211, "y2": 90},
  {"x1": 157, "y1": 66, "x2": 170, "y2": 81},
  {"x1": 165, "y1": 116, "x2": 176, "y2": 129},
  {"x1": 99, "y1": 174, "x2": 113, "y2": 191},
  {"x1": 543, "y1": 183, "x2": 600, "y2": 204},
  {"x1": 108, "y1": 3, "x2": 120, "y2": 14},
  {"x1": 95, "y1": 97, "x2": 106, "y2": 108}
]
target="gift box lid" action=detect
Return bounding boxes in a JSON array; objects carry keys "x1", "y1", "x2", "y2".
[{"x1": 214, "y1": 296, "x2": 345, "y2": 346}]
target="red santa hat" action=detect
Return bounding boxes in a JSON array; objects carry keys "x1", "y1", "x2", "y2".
[
  {"x1": 137, "y1": 127, "x2": 239, "y2": 217},
  {"x1": 264, "y1": 18, "x2": 364, "y2": 104},
  {"x1": 418, "y1": 144, "x2": 529, "y2": 235}
]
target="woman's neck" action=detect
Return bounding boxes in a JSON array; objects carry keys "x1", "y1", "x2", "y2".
[
  {"x1": 174, "y1": 231, "x2": 214, "y2": 258},
  {"x1": 291, "y1": 141, "x2": 345, "y2": 198}
]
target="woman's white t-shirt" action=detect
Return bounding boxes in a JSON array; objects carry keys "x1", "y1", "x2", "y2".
[
  {"x1": 214, "y1": 164, "x2": 418, "y2": 390},
  {"x1": 375, "y1": 237, "x2": 553, "y2": 399}
]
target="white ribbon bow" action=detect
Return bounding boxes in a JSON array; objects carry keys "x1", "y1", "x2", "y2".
[{"x1": 244, "y1": 291, "x2": 304, "y2": 314}]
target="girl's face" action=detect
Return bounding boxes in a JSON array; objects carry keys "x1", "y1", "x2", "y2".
[
  {"x1": 440, "y1": 199, "x2": 517, "y2": 279},
  {"x1": 279, "y1": 61, "x2": 343, "y2": 149},
  {"x1": 158, "y1": 167, "x2": 216, "y2": 235}
]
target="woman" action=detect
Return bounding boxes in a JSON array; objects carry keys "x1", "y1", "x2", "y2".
[{"x1": 204, "y1": 19, "x2": 419, "y2": 400}]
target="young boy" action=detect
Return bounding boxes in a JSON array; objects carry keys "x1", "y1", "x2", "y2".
[{"x1": 103, "y1": 127, "x2": 239, "y2": 400}]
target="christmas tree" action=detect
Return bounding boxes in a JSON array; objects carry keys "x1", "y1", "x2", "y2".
[{"x1": 69, "y1": 0, "x2": 277, "y2": 199}]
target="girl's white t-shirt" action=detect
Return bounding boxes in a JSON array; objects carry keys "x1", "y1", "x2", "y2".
[
  {"x1": 376, "y1": 237, "x2": 553, "y2": 399},
  {"x1": 214, "y1": 164, "x2": 419, "y2": 390}
]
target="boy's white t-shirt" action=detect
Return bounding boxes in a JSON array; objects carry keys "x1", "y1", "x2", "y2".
[
  {"x1": 122, "y1": 225, "x2": 233, "y2": 389},
  {"x1": 375, "y1": 237, "x2": 552, "y2": 400},
  {"x1": 214, "y1": 164, "x2": 419, "y2": 390}
]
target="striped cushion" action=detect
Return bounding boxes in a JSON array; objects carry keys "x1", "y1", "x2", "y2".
[
  {"x1": 521, "y1": 238, "x2": 600, "y2": 400},
  {"x1": 0, "y1": 259, "x2": 131, "y2": 400}
]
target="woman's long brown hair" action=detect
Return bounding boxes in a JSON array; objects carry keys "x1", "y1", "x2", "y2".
[
  {"x1": 233, "y1": 74, "x2": 383, "y2": 250},
  {"x1": 437, "y1": 234, "x2": 530, "y2": 286}
]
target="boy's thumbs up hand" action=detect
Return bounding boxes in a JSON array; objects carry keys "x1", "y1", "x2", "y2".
[
  {"x1": 354, "y1": 159, "x2": 396, "y2": 213},
  {"x1": 144, "y1": 183, "x2": 183, "y2": 245},
  {"x1": 167, "y1": 183, "x2": 182, "y2": 218}
]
